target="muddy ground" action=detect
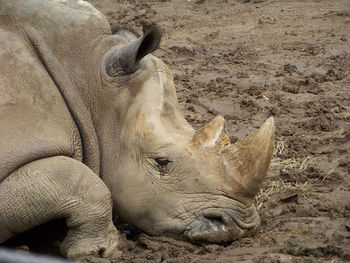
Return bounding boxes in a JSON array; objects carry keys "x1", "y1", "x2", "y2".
[{"x1": 4, "y1": 0, "x2": 350, "y2": 262}]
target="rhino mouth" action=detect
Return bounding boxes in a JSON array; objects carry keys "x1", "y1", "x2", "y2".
[{"x1": 184, "y1": 205, "x2": 260, "y2": 244}]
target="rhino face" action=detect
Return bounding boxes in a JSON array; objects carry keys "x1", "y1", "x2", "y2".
[{"x1": 98, "y1": 25, "x2": 274, "y2": 244}]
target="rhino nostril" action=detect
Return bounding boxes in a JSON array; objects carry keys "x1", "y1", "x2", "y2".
[
  {"x1": 202, "y1": 213, "x2": 228, "y2": 232},
  {"x1": 203, "y1": 214, "x2": 224, "y2": 224}
]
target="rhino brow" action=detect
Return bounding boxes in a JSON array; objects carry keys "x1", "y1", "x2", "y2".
[{"x1": 152, "y1": 144, "x2": 176, "y2": 152}]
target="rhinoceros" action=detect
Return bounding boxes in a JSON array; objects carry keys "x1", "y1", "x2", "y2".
[{"x1": 0, "y1": 0, "x2": 275, "y2": 259}]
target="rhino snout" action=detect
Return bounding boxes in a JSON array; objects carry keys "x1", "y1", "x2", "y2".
[{"x1": 184, "y1": 205, "x2": 260, "y2": 244}]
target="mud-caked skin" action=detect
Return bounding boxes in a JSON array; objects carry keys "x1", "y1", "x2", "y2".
[{"x1": 0, "y1": 0, "x2": 275, "y2": 259}]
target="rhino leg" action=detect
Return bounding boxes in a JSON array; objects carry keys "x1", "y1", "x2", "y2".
[{"x1": 0, "y1": 156, "x2": 120, "y2": 259}]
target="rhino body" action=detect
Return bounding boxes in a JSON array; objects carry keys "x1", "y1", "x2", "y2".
[{"x1": 0, "y1": 0, "x2": 274, "y2": 259}]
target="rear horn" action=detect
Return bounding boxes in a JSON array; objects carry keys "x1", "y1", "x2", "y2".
[{"x1": 192, "y1": 116, "x2": 231, "y2": 149}]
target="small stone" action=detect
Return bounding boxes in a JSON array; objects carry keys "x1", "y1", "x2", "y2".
[
  {"x1": 138, "y1": 9, "x2": 147, "y2": 17},
  {"x1": 280, "y1": 191, "x2": 298, "y2": 203},
  {"x1": 345, "y1": 224, "x2": 350, "y2": 232}
]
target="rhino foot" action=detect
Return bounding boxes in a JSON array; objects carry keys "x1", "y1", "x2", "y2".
[{"x1": 61, "y1": 222, "x2": 121, "y2": 260}]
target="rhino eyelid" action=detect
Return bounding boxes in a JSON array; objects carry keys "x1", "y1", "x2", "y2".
[{"x1": 155, "y1": 157, "x2": 172, "y2": 166}]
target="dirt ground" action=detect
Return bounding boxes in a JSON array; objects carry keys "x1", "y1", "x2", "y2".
[{"x1": 4, "y1": 0, "x2": 350, "y2": 262}]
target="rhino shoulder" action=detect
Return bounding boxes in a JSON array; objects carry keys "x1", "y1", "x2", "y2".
[{"x1": 0, "y1": 29, "x2": 82, "y2": 182}]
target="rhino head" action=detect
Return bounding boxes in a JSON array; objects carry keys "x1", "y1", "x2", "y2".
[{"x1": 96, "y1": 25, "x2": 274, "y2": 244}]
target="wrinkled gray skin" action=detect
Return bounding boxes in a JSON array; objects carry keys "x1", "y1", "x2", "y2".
[{"x1": 0, "y1": 0, "x2": 274, "y2": 260}]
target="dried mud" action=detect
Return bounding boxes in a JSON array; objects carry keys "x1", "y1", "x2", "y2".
[{"x1": 4, "y1": 0, "x2": 350, "y2": 262}]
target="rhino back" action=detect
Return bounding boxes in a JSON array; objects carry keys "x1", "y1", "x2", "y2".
[{"x1": 0, "y1": 29, "x2": 82, "y2": 182}]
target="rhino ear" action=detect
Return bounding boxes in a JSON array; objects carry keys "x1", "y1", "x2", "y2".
[
  {"x1": 106, "y1": 24, "x2": 162, "y2": 76},
  {"x1": 192, "y1": 116, "x2": 231, "y2": 148}
]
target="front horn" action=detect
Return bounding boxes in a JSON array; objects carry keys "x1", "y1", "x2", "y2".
[{"x1": 220, "y1": 117, "x2": 275, "y2": 204}]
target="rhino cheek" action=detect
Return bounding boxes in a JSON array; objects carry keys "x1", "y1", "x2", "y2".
[{"x1": 108, "y1": 161, "x2": 169, "y2": 233}]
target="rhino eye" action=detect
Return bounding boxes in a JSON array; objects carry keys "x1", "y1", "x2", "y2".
[
  {"x1": 154, "y1": 158, "x2": 172, "y2": 176},
  {"x1": 155, "y1": 158, "x2": 172, "y2": 167}
]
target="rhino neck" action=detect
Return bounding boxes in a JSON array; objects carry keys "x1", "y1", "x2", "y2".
[
  {"x1": 27, "y1": 29, "x2": 102, "y2": 175},
  {"x1": 0, "y1": 0, "x2": 112, "y2": 175}
]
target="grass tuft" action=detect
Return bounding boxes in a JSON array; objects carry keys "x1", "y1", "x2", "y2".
[
  {"x1": 255, "y1": 138, "x2": 316, "y2": 209},
  {"x1": 270, "y1": 155, "x2": 312, "y2": 173}
]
